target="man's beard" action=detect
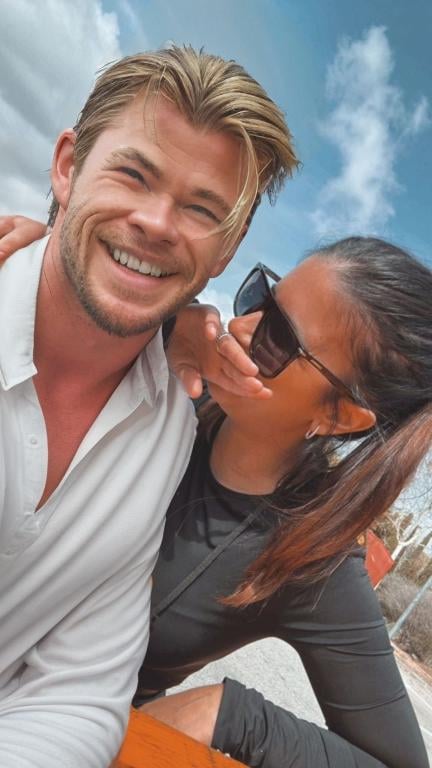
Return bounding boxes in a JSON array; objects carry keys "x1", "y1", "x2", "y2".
[{"x1": 59, "y1": 208, "x2": 201, "y2": 338}]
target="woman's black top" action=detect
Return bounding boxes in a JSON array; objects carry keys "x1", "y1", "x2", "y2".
[{"x1": 134, "y1": 434, "x2": 428, "y2": 768}]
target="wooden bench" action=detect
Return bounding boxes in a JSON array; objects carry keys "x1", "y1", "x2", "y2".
[{"x1": 115, "y1": 709, "x2": 246, "y2": 768}]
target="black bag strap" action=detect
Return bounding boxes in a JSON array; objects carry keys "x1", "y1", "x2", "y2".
[{"x1": 151, "y1": 503, "x2": 265, "y2": 622}]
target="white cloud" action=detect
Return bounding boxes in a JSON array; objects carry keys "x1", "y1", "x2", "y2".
[
  {"x1": 311, "y1": 26, "x2": 430, "y2": 238},
  {"x1": 405, "y1": 95, "x2": 431, "y2": 136},
  {"x1": 198, "y1": 286, "x2": 234, "y2": 327},
  {"x1": 118, "y1": 0, "x2": 149, "y2": 44},
  {"x1": 0, "y1": 0, "x2": 122, "y2": 219}
]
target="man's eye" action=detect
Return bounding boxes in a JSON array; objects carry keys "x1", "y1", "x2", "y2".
[
  {"x1": 117, "y1": 166, "x2": 146, "y2": 184},
  {"x1": 189, "y1": 205, "x2": 220, "y2": 223}
]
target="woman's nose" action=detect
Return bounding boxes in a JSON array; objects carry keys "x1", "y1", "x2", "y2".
[{"x1": 228, "y1": 311, "x2": 263, "y2": 349}]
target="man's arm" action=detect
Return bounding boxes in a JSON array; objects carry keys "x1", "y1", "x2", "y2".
[{"x1": 0, "y1": 558, "x2": 152, "y2": 768}]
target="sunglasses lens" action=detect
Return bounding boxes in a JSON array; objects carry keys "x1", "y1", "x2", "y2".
[
  {"x1": 251, "y1": 304, "x2": 298, "y2": 377},
  {"x1": 234, "y1": 269, "x2": 270, "y2": 316}
]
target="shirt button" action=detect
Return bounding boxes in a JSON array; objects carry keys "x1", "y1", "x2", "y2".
[{"x1": 29, "y1": 435, "x2": 38, "y2": 446}]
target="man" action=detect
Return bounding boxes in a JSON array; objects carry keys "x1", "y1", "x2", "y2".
[{"x1": 0, "y1": 45, "x2": 298, "y2": 766}]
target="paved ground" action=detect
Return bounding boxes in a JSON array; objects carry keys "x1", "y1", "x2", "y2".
[{"x1": 173, "y1": 637, "x2": 432, "y2": 763}]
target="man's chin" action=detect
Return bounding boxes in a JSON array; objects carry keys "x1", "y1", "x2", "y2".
[
  {"x1": 78, "y1": 295, "x2": 164, "y2": 338},
  {"x1": 93, "y1": 319, "x2": 158, "y2": 338},
  {"x1": 69, "y1": 263, "x2": 201, "y2": 338}
]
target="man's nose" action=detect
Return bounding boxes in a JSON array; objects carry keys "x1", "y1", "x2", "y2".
[{"x1": 127, "y1": 195, "x2": 179, "y2": 245}]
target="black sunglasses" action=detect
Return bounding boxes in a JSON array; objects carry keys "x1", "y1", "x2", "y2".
[{"x1": 233, "y1": 263, "x2": 357, "y2": 401}]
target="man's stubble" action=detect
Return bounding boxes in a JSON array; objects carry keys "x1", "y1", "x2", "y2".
[{"x1": 59, "y1": 204, "x2": 206, "y2": 338}]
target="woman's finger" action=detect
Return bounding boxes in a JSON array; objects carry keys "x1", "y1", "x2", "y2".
[
  {"x1": 0, "y1": 216, "x2": 48, "y2": 261},
  {"x1": 227, "y1": 313, "x2": 261, "y2": 350},
  {"x1": 175, "y1": 365, "x2": 204, "y2": 399},
  {"x1": 200, "y1": 306, "x2": 223, "y2": 341},
  {"x1": 219, "y1": 360, "x2": 272, "y2": 398},
  {"x1": 0, "y1": 216, "x2": 16, "y2": 238},
  {"x1": 212, "y1": 371, "x2": 272, "y2": 399},
  {"x1": 215, "y1": 331, "x2": 258, "y2": 377}
]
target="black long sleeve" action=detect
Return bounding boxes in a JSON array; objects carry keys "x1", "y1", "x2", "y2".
[{"x1": 214, "y1": 678, "x2": 390, "y2": 767}]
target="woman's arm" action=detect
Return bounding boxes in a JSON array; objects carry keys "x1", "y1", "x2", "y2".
[{"x1": 213, "y1": 678, "x2": 394, "y2": 768}]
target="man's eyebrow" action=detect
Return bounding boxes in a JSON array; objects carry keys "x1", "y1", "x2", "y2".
[
  {"x1": 104, "y1": 148, "x2": 162, "y2": 180},
  {"x1": 191, "y1": 187, "x2": 232, "y2": 218}
]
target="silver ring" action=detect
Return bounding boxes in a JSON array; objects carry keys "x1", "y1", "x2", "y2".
[{"x1": 215, "y1": 330, "x2": 231, "y2": 349}]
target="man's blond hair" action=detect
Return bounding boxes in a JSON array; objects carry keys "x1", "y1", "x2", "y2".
[{"x1": 52, "y1": 45, "x2": 299, "y2": 245}]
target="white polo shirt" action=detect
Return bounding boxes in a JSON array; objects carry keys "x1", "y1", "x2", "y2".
[{"x1": 0, "y1": 238, "x2": 196, "y2": 767}]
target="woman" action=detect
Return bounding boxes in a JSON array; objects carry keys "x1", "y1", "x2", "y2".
[{"x1": 1, "y1": 222, "x2": 430, "y2": 767}]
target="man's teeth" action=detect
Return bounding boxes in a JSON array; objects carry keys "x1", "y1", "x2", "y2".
[{"x1": 111, "y1": 247, "x2": 168, "y2": 277}]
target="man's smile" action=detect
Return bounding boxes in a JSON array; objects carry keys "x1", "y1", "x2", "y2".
[{"x1": 102, "y1": 240, "x2": 174, "y2": 278}]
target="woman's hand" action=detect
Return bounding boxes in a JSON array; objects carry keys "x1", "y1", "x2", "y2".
[
  {"x1": 0, "y1": 215, "x2": 48, "y2": 263},
  {"x1": 138, "y1": 684, "x2": 224, "y2": 746},
  {"x1": 167, "y1": 303, "x2": 272, "y2": 400}
]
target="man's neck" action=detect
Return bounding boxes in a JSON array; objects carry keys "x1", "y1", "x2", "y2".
[{"x1": 33, "y1": 230, "x2": 158, "y2": 390}]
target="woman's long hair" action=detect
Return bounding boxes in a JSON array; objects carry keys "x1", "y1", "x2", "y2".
[{"x1": 207, "y1": 237, "x2": 432, "y2": 606}]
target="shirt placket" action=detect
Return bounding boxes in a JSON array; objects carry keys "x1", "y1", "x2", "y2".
[{"x1": 4, "y1": 381, "x2": 47, "y2": 556}]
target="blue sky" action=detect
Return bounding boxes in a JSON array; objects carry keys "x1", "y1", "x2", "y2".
[{"x1": 1, "y1": 0, "x2": 431, "y2": 313}]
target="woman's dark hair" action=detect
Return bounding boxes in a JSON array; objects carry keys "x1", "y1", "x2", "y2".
[{"x1": 206, "y1": 236, "x2": 432, "y2": 606}]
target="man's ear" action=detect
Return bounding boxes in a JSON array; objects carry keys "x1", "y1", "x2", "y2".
[
  {"x1": 318, "y1": 399, "x2": 376, "y2": 437},
  {"x1": 51, "y1": 130, "x2": 76, "y2": 211},
  {"x1": 209, "y1": 223, "x2": 248, "y2": 278}
]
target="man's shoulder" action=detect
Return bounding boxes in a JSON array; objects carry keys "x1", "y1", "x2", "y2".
[
  {"x1": 0, "y1": 235, "x2": 49, "y2": 277},
  {"x1": 0, "y1": 237, "x2": 49, "y2": 389}
]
